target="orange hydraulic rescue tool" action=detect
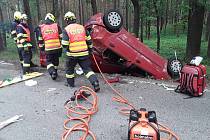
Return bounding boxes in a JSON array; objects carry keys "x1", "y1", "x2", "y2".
[{"x1": 128, "y1": 108, "x2": 160, "y2": 140}]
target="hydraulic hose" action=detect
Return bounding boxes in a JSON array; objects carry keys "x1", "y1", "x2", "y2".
[
  {"x1": 92, "y1": 54, "x2": 180, "y2": 140},
  {"x1": 61, "y1": 86, "x2": 98, "y2": 140}
]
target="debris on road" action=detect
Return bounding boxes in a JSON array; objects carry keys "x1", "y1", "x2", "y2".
[
  {"x1": 0, "y1": 61, "x2": 14, "y2": 66},
  {"x1": 25, "y1": 80, "x2": 38, "y2": 86},
  {"x1": 106, "y1": 76, "x2": 120, "y2": 83},
  {"x1": 0, "y1": 72, "x2": 43, "y2": 88},
  {"x1": 47, "y1": 88, "x2": 57, "y2": 92},
  {"x1": 0, "y1": 115, "x2": 23, "y2": 130},
  {"x1": 131, "y1": 80, "x2": 178, "y2": 91}
]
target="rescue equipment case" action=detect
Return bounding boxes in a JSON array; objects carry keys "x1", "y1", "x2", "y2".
[{"x1": 176, "y1": 64, "x2": 206, "y2": 97}]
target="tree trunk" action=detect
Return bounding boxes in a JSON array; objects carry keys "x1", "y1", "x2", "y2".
[
  {"x1": 130, "y1": 0, "x2": 140, "y2": 38},
  {"x1": 6, "y1": 3, "x2": 11, "y2": 21},
  {"x1": 0, "y1": 11, "x2": 3, "y2": 51},
  {"x1": 23, "y1": 0, "x2": 36, "y2": 48},
  {"x1": 147, "y1": 20, "x2": 151, "y2": 39},
  {"x1": 91, "y1": 0, "x2": 97, "y2": 15},
  {"x1": 205, "y1": 12, "x2": 210, "y2": 41},
  {"x1": 78, "y1": 0, "x2": 82, "y2": 23},
  {"x1": 36, "y1": 0, "x2": 41, "y2": 22},
  {"x1": 81, "y1": 0, "x2": 84, "y2": 24},
  {"x1": 58, "y1": 0, "x2": 64, "y2": 27},
  {"x1": 114, "y1": 0, "x2": 117, "y2": 9},
  {"x1": 145, "y1": 20, "x2": 148, "y2": 39},
  {"x1": 174, "y1": 0, "x2": 179, "y2": 34},
  {"x1": 44, "y1": 0, "x2": 48, "y2": 13},
  {"x1": 0, "y1": 33, "x2": 4, "y2": 51},
  {"x1": 160, "y1": 17, "x2": 164, "y2": 32},
  {"x1": 0, "y1": 6, "x2": 6, "y2": 51},
  {"x1": 17, "y1": 0, "x2": 21, "y2": 10},
  {"x1": 52, "y1": 0, "x2": 59, "y2": 19},
  {"x1": 147, "y1": 1, "x2": 151, "y2": 39},
  {"x1": 125, "y1": 0, "x2": 129, "y2": 30},
  {"x1": 164, "y1": 0, "x2": 169, "y2": 32},
  {"x1": 140, "y1": 17, "x2": 144, "y2": 42},
  {"x1": 186, "y1": 0, "x2": 205, "y2": 60},
  {"x1": 153, "y1": 0, "x2": 160, "y2": 53},
  {"x1": 207, "y1": 35, "x2": 210, "y2": 58}
]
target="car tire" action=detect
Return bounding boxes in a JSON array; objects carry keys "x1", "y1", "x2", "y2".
[
  {"x1": 103, "y1": 10, "x2": 123, "y2": 32},
  {"x1": 167, "y1": 58, "x2": 183, "y2": 79}
]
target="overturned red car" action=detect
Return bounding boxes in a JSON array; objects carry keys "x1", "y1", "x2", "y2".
[{"x1": 85, "y1": 10, "x2": 182, "y2": 80}]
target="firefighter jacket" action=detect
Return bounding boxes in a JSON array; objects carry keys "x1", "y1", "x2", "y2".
[
  {"x1": 16, "y1": 23, "x2": 32, "y2": 48},
  {"x1": 11, "y1": 20, "x2": 20, "y2": 43},
  {"x1": 62, "y1": 23, "x2": 93, "y2": 57},
  {"x1": 38, "y1": 20, "x2": 62, "y2": 54}
]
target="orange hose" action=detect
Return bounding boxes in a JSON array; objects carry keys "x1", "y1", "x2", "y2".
[
  {"x1": 92, "y1": 54, "x2": 180, "y2": 140},
  {"x1": 61, "y1": 86, "x2": 98, "y2": 140},
  {"x1": 92, "y1": 54, "x2": 135, "y2": 115}
]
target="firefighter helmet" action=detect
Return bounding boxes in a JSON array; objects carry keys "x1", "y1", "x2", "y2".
[
  {"x1": 14, "y1": 11, "x2": 22, "y2": 20},
  {"x1": 64, "y1": 11, "x2": 76, "y2": 21},
  {"x1": 45, "y1": 13, "x2": 55, "y2": 22},
  {"x1": 21, "y1": 14, "x2": 28, "y2": 20}
]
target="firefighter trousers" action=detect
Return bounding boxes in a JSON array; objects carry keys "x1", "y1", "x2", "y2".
[
  {"x1": 46, "y1": 53, "x2": 60, "y2": 76},
  {"x1": 17, "y1": 47, "x2": 33, "y2": 67},
  {"x1": 17, "y1": 47, "x2": 23, "y2": 65},
  {"x1": 19, "y1": 47, "x2": 32, "y2": 74},
  {"x1": 66, "y1": 56, "x2": 98, "y2": 87}
]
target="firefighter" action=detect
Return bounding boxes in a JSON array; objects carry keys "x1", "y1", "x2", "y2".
[
  {"x1": 38, "y1": 13, "x2": 62, "y2": 80},
  {"x1": 11, "y1": 11, "x2": 23, "y2": 66},
  {"x1": 16, "y1": 14, "x2": 33, "y2": 74},
  {"x1": 11, "y1": 11, "x2": 22, "y2": 43},
  {"x1": 62, "y1": 11, "x2": 100, "y2": 92},
  {"x1": 11, "y1": 11, "x2": 37, "y2": 70}
]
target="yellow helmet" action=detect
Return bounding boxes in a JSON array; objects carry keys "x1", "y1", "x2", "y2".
[
  {"x1": 45, "y1": 13, "x2": 55, "y2": 22},
  {"x1": 64, "y1": 11, "x2": 76, "y2": 21},
  {"x1": 14, "y1": 11, "x2": 22, "y2": 20},
  {"x1": 21, "y1": 14, "x2": 28, "y2": 20}
]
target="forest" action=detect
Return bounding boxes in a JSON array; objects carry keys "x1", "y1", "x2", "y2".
[{"x1": 0, "y1": 0, "x2": 210, "y2": 64}]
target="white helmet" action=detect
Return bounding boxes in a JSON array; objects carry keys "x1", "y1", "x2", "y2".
[
  {"x1": 21, "y1": 14, "x2": 28, "y2": 20},
  {"x1": 14, "y1": 11, "x2": 22, "y2": 20},
  {"x1": 45, "y1": 13, "x2": 55, "y2": 22},
  {"x1": 64, "y1": 11, "x2": 76, "y2": 21}
]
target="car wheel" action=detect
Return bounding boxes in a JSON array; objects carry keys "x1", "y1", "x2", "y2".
[
  {"x1": 103, "y1": 10, "x2": 123, "y2": 32},
  {"x1": 167, "y1": 58, "x2": 183, "y2": 79}
]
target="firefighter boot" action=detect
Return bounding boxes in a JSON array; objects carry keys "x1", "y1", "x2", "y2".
[
  {"x1": 92, "y1": 81, "x2": 100, "y2": 92},
  {"x1": 51, "y1": 71, "x2": 57, "y2": 80},
  {"x1": 23, "y1": 67, "x2": 30, "y2": 75},
  {"x1": 30, "y1": 62, "x2": 38, "y2": 67},
  {"x1": 67, "y1": 78, "x2": 75, "y2": 87},
  {"x1": 55, "y1": 69, "x2": 58, "y2": 77}
]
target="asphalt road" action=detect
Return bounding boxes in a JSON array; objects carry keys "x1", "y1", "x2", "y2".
[{"x1": 0, "y1": 63, "x2": 210, "y2": 140}]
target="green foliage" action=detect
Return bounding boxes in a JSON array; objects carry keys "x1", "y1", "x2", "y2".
[
  {"x1": 0, "y1": 37, "x2": 19, "y2": 60},
  {"x1": 0, "y1": 37, "x2": 40, "y2": 65},
  {"x1": 29, "y1": 0, "x2": 37, "y2": 18},
  {"x1": 144, "y1": 27, "x2": 210, "y2": 66}
]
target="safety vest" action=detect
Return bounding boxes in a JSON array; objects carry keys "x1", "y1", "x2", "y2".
[
  {"x1": 40, "y1": 23, "x2": 61, "y2": 51},
  {"x1": 65, "y1": 24, "x2": 88, "y2": 57},
  {"x1": 18, "y1": 24, "x2": 31, "y2": 42}
]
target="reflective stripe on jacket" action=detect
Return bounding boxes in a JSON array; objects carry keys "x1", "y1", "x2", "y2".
[
  {"x1": 65, "y1": 24, "x2": 88, "y2": 57},
  {"x1": 17, "y1": 24, "x2": 31, "y2": 42},
  {"x1": 40, "y1": 23, "x2": 61, "y2": 51}
]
